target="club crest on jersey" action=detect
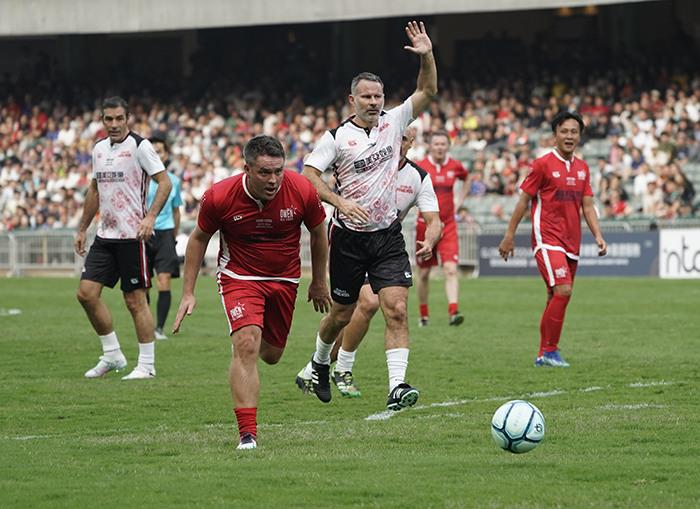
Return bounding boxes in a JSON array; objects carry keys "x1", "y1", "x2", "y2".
[
  {"x1": 348, "y1": 139, "x2": 357, "y2": 147},
  {"x1": 552, "y1": 171, "x2": 560, "y2": 178},
  {"x1": 280, "y1": 208, "x2": 295, "y2": 221},
  {"x1": 230, "y1": 302, "x2": 246, "y2": 321},
  {"x1": 577, "y1": 170, "x2": 586, "y2": 180},
  {"x1": 555, "y1": 266, "x2": 568, "y2": 279},
  {"x1": 566, "y1": 177, "x2": 576, "y2": 186}
]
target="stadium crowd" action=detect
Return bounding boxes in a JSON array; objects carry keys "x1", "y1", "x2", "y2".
[{"x1": 1, "y1": 62, "x2": 699, "y2": 232}]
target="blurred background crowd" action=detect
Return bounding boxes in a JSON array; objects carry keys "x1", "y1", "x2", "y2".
[{"x1": 2, "y1": 9, "x2": 699, "y2": 233}]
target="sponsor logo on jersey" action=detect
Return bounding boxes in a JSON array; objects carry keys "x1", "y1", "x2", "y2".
[
  {"x1": 396, "y1": 185, "x2": 414, "y2": 194},
  {"x1": 117, "y1": 151, "x2": 132, "y2": 158},
  {"x1": 566, "y1": 177, "x2": 576, "y2": 186},
  {"x1": 95, "y1": 171, "x2": 125, "y2": 183},
  {"x1": 353, "y1": 146, "x2": 394, "y2": 173},
  {"x1": 280, "y1": 208, "x2": 295, "y2": 221},
  {"x1": 379, "y1": 122, "x2": 390, "y2": 132},
  {"x1": 230, "y1": 302, "x2": 246, "y2": 321},
  {"x1": 554, "y1": 189, "x2": 583, "y2": 202}
]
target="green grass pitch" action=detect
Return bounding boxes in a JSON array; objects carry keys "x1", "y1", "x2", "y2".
[{"x1": 1, "y1": 276, "x2": 698, "y2": 508}]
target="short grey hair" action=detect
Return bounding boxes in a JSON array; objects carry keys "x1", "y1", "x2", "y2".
[{"x1": 350, "y1": 72, "x2": 384, "y2": 95}]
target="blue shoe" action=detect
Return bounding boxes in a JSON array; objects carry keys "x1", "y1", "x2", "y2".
[{"x1": 537, "y1": 350, "x2": 570, "y2": 368}]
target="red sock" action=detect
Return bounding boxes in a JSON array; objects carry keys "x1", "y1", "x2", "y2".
[
  {"x1": 542, "y1": 294, "x2": 570, "y2": 353},
  {"x1": 419, "y1": 304, "x2": 429, "y2": 318},
  {"x1": 234, "y1": 407, "x2": 257, "y2": 439},
  {"x1": 538, "y1": 299, "x2": 551, "y2": 357},
  {"x1": 448, "y1": 303, "x2": 459, "y2": 316}
]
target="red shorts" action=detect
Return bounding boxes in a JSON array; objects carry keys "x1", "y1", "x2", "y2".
[
  {"x1": 416, "y1": 219, "x2": 459, "y2": 268},
  {"x1": 535, "y1": 249, "x2": 578, "y2": 288},
  {"x1": 217, "y1": 275, "x2": 298, "y2": 349}
]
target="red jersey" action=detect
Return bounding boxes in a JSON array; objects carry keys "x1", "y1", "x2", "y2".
[
  {"x1": 198, "y1": 170, "x2": 325, "y2": 283},
  {"x1": 520, "y1": 150, "x2": 593, "y2": 259},
  {"x1": 416, "y1": 155, "x2": 468, "y2": 223}
]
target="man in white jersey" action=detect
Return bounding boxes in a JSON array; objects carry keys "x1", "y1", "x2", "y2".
[
  {"x1": 296, "y1": 127, "x2": 441, "y2": 397},
  {"x1": 75, "y1": 96, "x2": 172, "y2": 380},
  {"x1": 302, "y1": 21, "x2": 437, "y2": 410}
]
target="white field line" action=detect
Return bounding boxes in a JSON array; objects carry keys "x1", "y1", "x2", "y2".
[
  {"x1": 365, "y1": 380, "x2": 677, "y2": 421},
  {"x1": 1, "y1": 380, "x2": 679, "y2": 440}
]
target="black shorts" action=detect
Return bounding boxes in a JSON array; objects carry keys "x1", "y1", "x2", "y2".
[
  {"x1": 147, "y1": 229, "x2": 180, "y2": 277},
  {"x1": 81, "y1": 236, "x2": 151, "y2": 292},
  {"x1": 329, "y1": 219, "x2": 412, "y2": 305}
]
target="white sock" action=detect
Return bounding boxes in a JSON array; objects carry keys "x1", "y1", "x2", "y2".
[
  {"x1": 312, "y1": 333, "x2": 333, "y2": 365},
  {"x1": 99, "y1": 332, "x2": 121, "y2": 355},
  {"x1": 335, "y1": 348, "x2": 356, "y2": 374},
  {"x1": 300, "y1": 361, "x2": 313, "y2": 379},
  {"x1": 386, "y1": 348, "x2": 409, "y2": 391},
  {"x1": 138, "y1": 341, "x2": 155, "y2": 369}
]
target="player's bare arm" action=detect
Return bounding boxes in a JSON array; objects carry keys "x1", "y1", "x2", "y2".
[
  {"x1": 416, "y1": 210, "x2": 441, "y2": 261},
  {"x1": 172, "y1": 226, "x2": 213, "y2": 333},
  {"x1": 405, "y1": 21, "x2": 438, "y2": 114},
  {"x1": 137, "y1": 171, "x2": 172, "y2": 241},
  {"x1": 74, "y1": 179, "x2": 99, "y2": 256},
  {"x1": 499, "y1": 192, "x2": 533, "y2": 261},
  {"x1": 307, "y1": 221, "x2": 331, "y2": 313},
  {"x1": 303, "y1": 165, "x2": 370, "y2": 223},
  {"x1": 582, "y1": 195, "x2": 607, "y2": 256}
]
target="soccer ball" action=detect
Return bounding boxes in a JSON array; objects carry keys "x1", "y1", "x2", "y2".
[{"x1": 491, "y1": 400, "x2": 545, "y2": 453}]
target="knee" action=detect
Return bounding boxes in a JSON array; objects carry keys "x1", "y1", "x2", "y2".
[
  {"x1": 76, "y1": 287, "x2": 96, "y2": 306},
  {"x1": 357, "y1": 299, "x2": 380, "y2": 319},
  {"x1": 234, "y1": 330, "x2": 260, "y2": 359},
  {"x1": 123, "y1": 294, "x2": 144, "y2": 314},
  {"x1": 383, "y1": 299, "x2": 408, "y2": 324},
  {"x1": 259, "y1": 351, "x2": 281, "y2": 365},
  {"x1": 553, "y1": 285, "x2": 573, "y2": 297},
  {"x1": 443, "y1": 264, "x2": 458, "y2": 278}
]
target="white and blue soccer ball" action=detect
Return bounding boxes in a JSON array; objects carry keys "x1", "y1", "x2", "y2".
[{"x1": 491, "y1": 400, "x2": 545, "y2": 453}]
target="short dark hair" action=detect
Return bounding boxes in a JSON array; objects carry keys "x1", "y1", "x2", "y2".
[
  {"x1": 102, "y1": 96, "x2": 129, "y2": 116},
  {"x1": 429, "y1": 130, "x2": 451, "y2": 144},
  {"x1": 149, "y1": 136, "x2": 168, "y2": 151},
  {"x1": 551, "y1": 111, "x2": 584, "y2": 133},
  {"x1": 350, "y1": 72, "x2": 384, "y2": 95},
  {"x1": 243, "y1": 135, "x2": 285, "y2": 165}
]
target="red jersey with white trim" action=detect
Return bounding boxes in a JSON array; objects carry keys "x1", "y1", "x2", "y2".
[
  {"x1": 416, "y1": 155, "x2": 467, "y2": 223},
  {"x1": 197, "y1": 170, "x2": 326, "y2": 283},
  {"x1": 520, "y1": 150, "x2": 593, "y2": 259}
]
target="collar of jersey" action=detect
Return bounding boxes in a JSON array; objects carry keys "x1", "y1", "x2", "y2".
[
  {"x1": 552, "y1": 148, "x2": 576, "y2": 165},
  {"x1": 110, "y1": 132, "x2": 130, "y2": 147},
  {"x1": 428, "y1": 154, "x2": 451, "y2": 167},
  {"x1": 242, "y1": 173, "x2": 280, "y2": 208}
]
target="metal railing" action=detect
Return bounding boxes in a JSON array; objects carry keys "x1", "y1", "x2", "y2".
[{"x1": 3, "y1": 218, "x2": 693, "y2": 276}]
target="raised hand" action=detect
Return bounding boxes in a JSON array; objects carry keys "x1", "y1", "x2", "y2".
[{"x1": 404, "y1": 21, "x2": 432, "y2": 56}]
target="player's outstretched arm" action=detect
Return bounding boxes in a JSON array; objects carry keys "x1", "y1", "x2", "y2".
[
  {"x1": 74, "y1": 179, "x2": 99, "y2": 256},
  {"x1": 498, "y1": 192, "x2": 532, "y2": 261},
  {"x1": 405, "y1": 20, "x2": 438, "y2": 115},
  {"x1": 416, "y1": 211, "x2": 441, "y2": 261},
  {"x1": 172, "y1": 226, "x2": 213, "y2": 333},
  {"x1": 307, "y1": 221, "x2": 331, "y2": 313},
  {"x1": 582, "y1": 196, "x2": 607, "y2": 256},
  {"x1": 303, "y1": 165, "x2": 369, "y2": 224}
]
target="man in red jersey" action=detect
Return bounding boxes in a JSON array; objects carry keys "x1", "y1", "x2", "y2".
[
  {"x1": 498, "y1": 111, "x2": 607, "y2": 367},
  {"x1": 415, "y1": 130, "x2": 469, "y2": 326},
  {"x1": 172, "y1": 135, "x2": 331, "y2": 450}
]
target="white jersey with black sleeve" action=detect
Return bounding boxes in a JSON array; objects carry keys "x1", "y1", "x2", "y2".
[
  {"x1": 305, "y1": 98, "x2": 414, "y2": 232},
  {"x1": 92, "y1": 132, "x2": 165, "y2": 239},
  {"x1": 396, "y1": 158, "x2": 440, "y2": 220}
]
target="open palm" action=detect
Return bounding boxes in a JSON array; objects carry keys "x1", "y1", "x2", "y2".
[{"x1": 404, "y1": 21, "x2": 432, "y2": 55}]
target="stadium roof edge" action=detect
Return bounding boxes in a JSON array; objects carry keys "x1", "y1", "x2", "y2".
[{"x1": 1, "y1": 0, "x2": 657, "y2": 36}]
